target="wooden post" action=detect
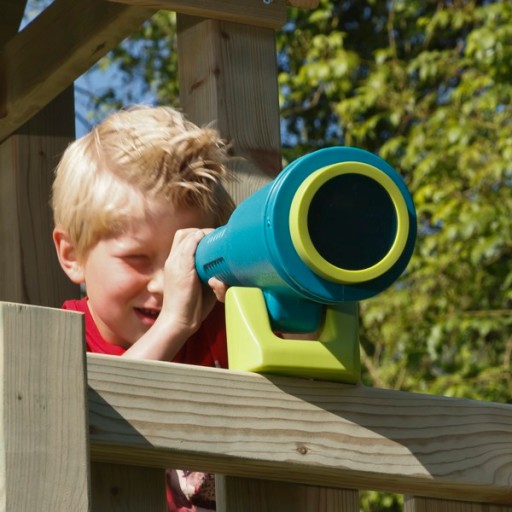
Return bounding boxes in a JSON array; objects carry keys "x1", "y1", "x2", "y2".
[
  {"x1": 177, "y1": 15, "x2": 281, "y2": 202},
  {"x1": 0, "y1": 88, "x2": 79, "y2": 307},
  {"x1": 216, "y1": 477, "x2": 359, "y2": 512},
  {"x1": 0, "y1": 302, "x2": 90, "y2": 511},
  {"x1": 0, "y1": 1, "x2": 78, "y2": 308},
  {"x1": 91, "y1": 462, "x2": 166, "y2": 511}
]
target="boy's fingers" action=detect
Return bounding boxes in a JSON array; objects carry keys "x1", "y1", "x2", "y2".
[
  {"x1": 208, "y1": 277, "x2": 229, "y2": 303},
  {"x1": 169, "y1": 229, "x2": 205, "y2": 259}
]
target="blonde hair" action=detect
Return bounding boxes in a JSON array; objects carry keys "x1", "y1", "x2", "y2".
[{"x1": 52, "y1": 105, "x2": 235, "y2": 258}]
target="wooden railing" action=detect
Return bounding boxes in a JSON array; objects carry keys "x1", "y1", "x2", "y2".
[{"x1": 1, "y1": 301, "x2": 512, "y2": 511}]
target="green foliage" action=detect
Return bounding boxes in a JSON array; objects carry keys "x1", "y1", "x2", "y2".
[{"x1": 360, "y1": 491, "x2": 402, "y2": 512}]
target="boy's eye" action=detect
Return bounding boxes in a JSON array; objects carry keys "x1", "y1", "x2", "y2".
[{"x1": 123, "y1": 254, "x2": 151, "y2": 266}]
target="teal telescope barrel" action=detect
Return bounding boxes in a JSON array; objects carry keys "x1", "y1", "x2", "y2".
[{"x1": 195, "y1": 147, "x2": 416, "y2": 332}]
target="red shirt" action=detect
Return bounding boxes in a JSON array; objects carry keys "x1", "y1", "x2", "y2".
[{"x1": 62, "y1": 297, "x2": 228, "y2": 369}]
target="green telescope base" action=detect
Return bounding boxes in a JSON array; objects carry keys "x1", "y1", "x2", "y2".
[{"x1": 225, "y1": 287, "x2": 361, "y2": 383}]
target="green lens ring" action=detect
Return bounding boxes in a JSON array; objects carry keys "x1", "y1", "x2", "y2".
[{"x1": 289, "y1": 161, "x2": 410, "y2": 284}]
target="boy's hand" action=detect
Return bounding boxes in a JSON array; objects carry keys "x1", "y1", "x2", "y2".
[{"x1": 160, "y1": 228, "x2": 217, "y2": 336}]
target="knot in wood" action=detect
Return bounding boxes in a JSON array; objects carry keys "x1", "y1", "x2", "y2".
[{"x1": 296, "y1": 443, "x2": 309, "y2": 455}]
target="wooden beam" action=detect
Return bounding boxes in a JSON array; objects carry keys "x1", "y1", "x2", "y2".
[
  {"x1": 0, "y1": 0, "x2": 28, "y2": 46},
  {"x1": 87, "y1": 354, "x2": 512, "y2": 505},
  {"x1": 109, "y1": 0, "x2": 287, "y2": 29},
  {"x1": 0, "y1": 0, "x2": 156, "y2": 142}
]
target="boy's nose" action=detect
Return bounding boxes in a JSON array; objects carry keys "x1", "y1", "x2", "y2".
[{"x1": 147, "y1": 268, "x2": 164, "y2": 294}]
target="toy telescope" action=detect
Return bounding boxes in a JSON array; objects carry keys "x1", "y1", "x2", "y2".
[{"x1": 196, "y1": 147, "x2": 416, "y2": 382}]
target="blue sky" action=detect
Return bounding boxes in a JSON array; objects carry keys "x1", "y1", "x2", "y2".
[{"x1": 74, "y1": 64, "x2": 156, "y2": 137}]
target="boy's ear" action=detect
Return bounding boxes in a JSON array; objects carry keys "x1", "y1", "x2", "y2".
[{"x1": 53, "y1": 228, "x2": 85, "y2": 284}]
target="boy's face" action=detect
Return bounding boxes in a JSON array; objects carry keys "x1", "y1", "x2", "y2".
[{"x1": 80, "y1": 203, "x2": 215, "y2": 348}]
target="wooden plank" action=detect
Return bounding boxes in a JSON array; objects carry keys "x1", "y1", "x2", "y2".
[
  {"x1": 0, "y1": 87, "x2": 79, "y2": 307},
  {"x1": 0, "y1": 302, "x2": 90, "y2": 511},
  {"x1": 177, "y1": 15, "x2": 281, "y2": 202},
  {"x1": 91, "y1": 462, "x2": 166, "y2": 511},
  {"x1": 0, "y1": 0, "x2": 156, "y2": 142},
  {"x1": 405, "y1": 496, "x2": 512, "y2": 512},
  {"x1": 110, "y1": 0, "x2": 286, "y2": 29},
  {"x1": 216, "y1": 477, "x2": 359, "y2": 512},
  {"x1": 87, "y1": 354, "x2": 512, "y2": 505}
]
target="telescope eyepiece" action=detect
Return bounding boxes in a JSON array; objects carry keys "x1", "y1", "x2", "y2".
[
  {"x1": 308, "y1": 173, "x2": 397, "y2": 271},
  {"x1": 289, "y1": 161, "x2": 410, "y2": 284}
]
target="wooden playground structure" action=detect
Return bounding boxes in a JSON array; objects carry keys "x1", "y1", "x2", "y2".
[{"x1": 1, "y1": 1, "x2": 512, "y2": 510}]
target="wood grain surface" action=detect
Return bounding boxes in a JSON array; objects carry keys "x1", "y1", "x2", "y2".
[{"x1": 87, "y1": 353, "x2": 512, "y2": 505}]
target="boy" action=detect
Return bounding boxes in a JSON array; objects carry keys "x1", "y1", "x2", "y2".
[{"x1": 51, "y1": 105, "x2": 236, "y2": 511}]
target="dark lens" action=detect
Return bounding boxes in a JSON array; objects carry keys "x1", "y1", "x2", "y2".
[{"x1": 308, "y1": 174, "x2": 397, "y2": 271}]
